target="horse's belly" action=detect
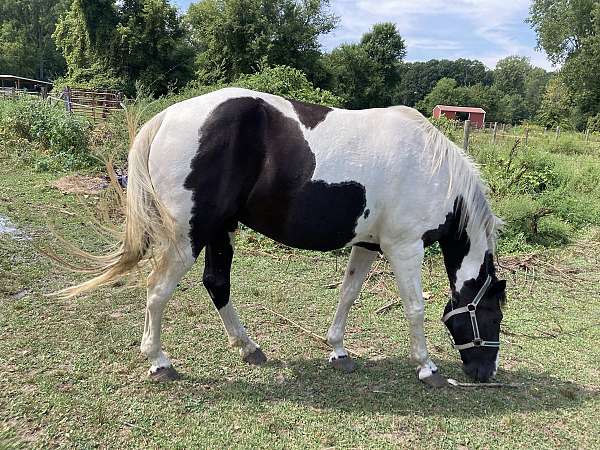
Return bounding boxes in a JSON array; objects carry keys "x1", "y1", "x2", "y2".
[{"x1": 240, "y1": 180, "x2": 368, "y2": 251}]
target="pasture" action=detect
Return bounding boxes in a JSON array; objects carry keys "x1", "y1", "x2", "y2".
[{"x1": 1, "y1": 139, "x2": 599, "y2": 448}]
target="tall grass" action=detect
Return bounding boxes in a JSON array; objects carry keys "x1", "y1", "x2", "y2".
[{"x1": 469, "y1": 131, "x2": 600, "y2": 251}]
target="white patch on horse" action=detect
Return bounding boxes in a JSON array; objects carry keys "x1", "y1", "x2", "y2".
[
  {"x1": 326, "y1": 246, "x2": 377, "y2": 361},
  {"x1": 217, "y1": 303, "x2": 259, "y2": 357}
]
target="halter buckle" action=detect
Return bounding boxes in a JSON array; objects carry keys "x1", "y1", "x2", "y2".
[
  {"x1": 473, "y1": 338, "x2": 483, "y2": 347},
  {"x1": 467, "y1": 303, "x2": 477, "y2": 312}
]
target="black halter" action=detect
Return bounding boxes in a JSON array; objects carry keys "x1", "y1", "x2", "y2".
[{"x1": 441, "y1": 276, "x2": 500, "y2": 350}]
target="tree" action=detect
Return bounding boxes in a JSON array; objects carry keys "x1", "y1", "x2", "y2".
[
  {"x1": 536, "y1": 77, "x2": 573, "y2": 128},
  {"x1": 322, "y1": 22, "x2": 405, "y2": 108},
  {"x1": 524, "y1": 67, "x2": 552, "y2": 118},
  {"x1": 415, "y1": 78, "x2": 468, "y2": 115},
  {"x1": 322, "y1": 44, "x2": 383, "y2": 109},
  {"x1": 528, "y1": 0, "x2": 596, "y2": 64},
  {"x1": 395, "y1": 58, "x2": 487, "y2": 107},
  {"x1": 186, "y1": 0, "x2": 337, "y2": 83},
  {"x1": 360, "y1": 22, "x2": 405, "y2": 100},
  {"x1": 53, "y1": 0, "x2": 115, "y2": 76},
  {"x1": 529, "y1": 0, "x2": 599, "y2": 127},
  {"x1": 0, "y1": 0, "x2": 70, "y2": 79},
  {"x1": 493, "y1": 56, "x2": 531, "y2": 97},
  {"x1": 114, "y1": 0, "x2": 194, "y2": 94},
  {"x1": 54, "y1": 0, "x2": 193, "y2": 94}
]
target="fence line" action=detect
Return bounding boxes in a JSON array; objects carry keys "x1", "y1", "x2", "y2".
[
  {"x1": 1, "y1": 75, "x2": 124, "y2": 122},
  {"x1": 457, "y1": 119, "x2": 599, "y2": 150}
]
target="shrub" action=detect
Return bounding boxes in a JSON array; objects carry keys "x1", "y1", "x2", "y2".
[
  {"x1": 587, "y1": 113, "x2": 600, "y2": 133},
  {"x1": 51, "y1": 62, "x2": 127, "y2": 95},
  {"x1": 232, "y1": 65, "x2": 343, "y2": 107},
  {"x1": 493, "y1": 194, "x2": 571, "y2": 249},
  {"x1": 429, "y1": 115, "x2": 461, "y2": 144},
  {"x1": 0, "y1": 97, "x2": 94, "y2": 171}
]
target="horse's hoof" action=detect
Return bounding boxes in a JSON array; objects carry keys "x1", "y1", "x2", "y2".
[
  {"x1": 243, "y1": 348, "x2": 267, "y2": 365},
  {"x1": 419, "y1": 371, "x2": 448, "y2": 388},
  {"x1": 148, "y1": 366, "x2": 180, "y2": 382},
  {"x1": 330, "y1": 355, "x2": 356, "y2": 373}
]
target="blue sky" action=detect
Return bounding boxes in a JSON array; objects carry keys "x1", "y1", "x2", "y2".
[{"x1": 173, "y1": 0, "x2": 554, "y2": 70}]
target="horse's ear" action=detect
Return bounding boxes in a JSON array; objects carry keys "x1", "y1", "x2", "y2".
[{"x1": 489, "y1": 279, "x2": 506, "y2": 296}]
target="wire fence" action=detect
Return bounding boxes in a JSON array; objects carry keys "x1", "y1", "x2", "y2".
[{"x1": 457, "y1": 119, "x2": 600, "y2": 151}]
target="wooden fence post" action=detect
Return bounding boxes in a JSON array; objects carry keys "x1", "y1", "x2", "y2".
[
  {"x1": 585, "y1": 129, "x2": 590, "y2": 142},
  {"x1": 555, "y1": 126, "x2": 560, "y2": 140},
  {"x1": 463, "y1": 120, "x2": 471, "y2": 151},
  {"x1": 492, "y1": 122, "x2": 498, "y2": 144},
  {"x1": 544, "y1": 127, "x2": 548, "y2": 135},
  {"x1": 525, "y1": 128, "x2": 529, "y2": 145}
]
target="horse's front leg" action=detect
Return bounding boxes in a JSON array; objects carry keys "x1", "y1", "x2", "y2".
[
  {"x1": 326, "y1": 246, "x2": 377, "y2": 372},
  {"x1": 384, "y1": 241, "x2": 447, "y2": 387}
]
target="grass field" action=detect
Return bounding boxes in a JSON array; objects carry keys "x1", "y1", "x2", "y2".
[{"x1": 1, "y1": 152, "x2": 599, "y2": 449}]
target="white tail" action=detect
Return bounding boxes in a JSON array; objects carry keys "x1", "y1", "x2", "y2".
[{"x1": 56, "y1": 110, "x2": 174, "y2": 297}]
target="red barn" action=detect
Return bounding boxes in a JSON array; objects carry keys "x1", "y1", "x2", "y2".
[{"x1": 433, "y1": 105, "x2": 486, "y2": 129}]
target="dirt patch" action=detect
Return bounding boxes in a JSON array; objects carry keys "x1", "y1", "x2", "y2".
[{"x1": 52, "y1": 175, "x2": 108, "y2": 195}]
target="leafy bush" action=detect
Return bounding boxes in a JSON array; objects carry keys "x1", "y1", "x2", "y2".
[
  {"x1": 482, "y1": 143, "x2": 561, "y2": 196},
  {"x1": 233, "y1": 65, "x2": 343, "y2": 107},
  {"x1": 493, "y1": 194, "x2": 572, "y2": 249},
  {"x1": 429, "y1": 115, "x2": 461, "y2": 144},
  {"x1": 473, "y1": 136, "x2": 600, "y2": 250},
  {"x1": 0, "y1": 97, "x2": 94, "y2": 171},
  {"x1": 587, "y1": 113, "x2": 600, "y2": 132},
  {"x1": 51, "y1": 62, "x2": 127, "y2": 94}
]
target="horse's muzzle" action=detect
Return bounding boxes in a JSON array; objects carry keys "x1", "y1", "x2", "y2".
[{"x1": 463, "y1": 361, "x2": 495, "y2": 382}]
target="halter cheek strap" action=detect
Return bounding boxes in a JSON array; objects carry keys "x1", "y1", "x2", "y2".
[{"x1": 441, "y1": 276, "x2": 500, "y2": 350}]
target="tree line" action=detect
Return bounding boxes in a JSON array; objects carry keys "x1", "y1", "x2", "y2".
[{"x1": 1, "y1": 0, "x2": 598, "y2": 130}]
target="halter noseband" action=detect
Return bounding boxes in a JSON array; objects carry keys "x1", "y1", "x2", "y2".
[{"x1": 441, "y1": 275, "x2": 500, "y2": 350}]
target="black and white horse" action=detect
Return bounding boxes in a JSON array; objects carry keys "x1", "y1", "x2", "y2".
[{"x1": 62, "y1": 88, "x2": 506, "y2": 384}]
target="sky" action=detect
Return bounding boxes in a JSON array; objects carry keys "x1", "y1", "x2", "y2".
[{"x1": 173, "y1": 0, "x2": 555, "y2": 71}]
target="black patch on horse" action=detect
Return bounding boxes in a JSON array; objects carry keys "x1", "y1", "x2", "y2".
[
  {"x1": 184, "y1": 97, "x2": 366, "y2": 256},
  {"x1": 288, "y1": 99, "x2": 333, "y2": 129},
  {"x1": 354, "y1": 242, "x2": 381, "y2": 253},
  {"x1": 421, "y1": 197, "x2": 470, "y2": 289}
]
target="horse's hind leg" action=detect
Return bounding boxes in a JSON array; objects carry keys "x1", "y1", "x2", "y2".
[
  {"x1": 326, "y1": 246, "x2": 377, "y2": 372},
  {"x1": 141, "y1": 241, "x2": 194, "y2": 381},
  {"x1": 203, "y1": 230, "x2": 266, "y2": 364}
]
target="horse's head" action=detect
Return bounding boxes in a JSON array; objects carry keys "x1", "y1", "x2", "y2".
[{"x1": 442, "y1": 276, "x2": 506, "y2": 382}]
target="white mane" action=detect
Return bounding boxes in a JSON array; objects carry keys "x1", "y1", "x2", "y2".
[{"x1": 398, "y1": 107, "x2": 503, "y2": 251}]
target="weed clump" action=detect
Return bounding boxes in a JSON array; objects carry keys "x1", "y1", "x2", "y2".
[{"x1": 0, "y1": 97, "x2": 94, "y2": 171}]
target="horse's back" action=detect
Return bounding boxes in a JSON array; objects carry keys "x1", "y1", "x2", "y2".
[{"x1": 146, "y1": 88, "x2": 455, "y2": 252}]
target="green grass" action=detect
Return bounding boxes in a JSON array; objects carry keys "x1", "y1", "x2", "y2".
[{"x1": 1, "y1": 155, "x2": 599, "y2": 448}]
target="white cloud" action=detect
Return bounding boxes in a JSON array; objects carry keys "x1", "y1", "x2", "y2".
[
  {"x1": 321, "y1": 0, "x2": 555, "y2": 70},
  {"x1": 405, "y1": 37, "x2": 463, "y2": 52}
]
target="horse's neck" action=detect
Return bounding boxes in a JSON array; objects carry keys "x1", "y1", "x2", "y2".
[{"x1": 440, "y1": 222, "x2": 492, "y2": 295}]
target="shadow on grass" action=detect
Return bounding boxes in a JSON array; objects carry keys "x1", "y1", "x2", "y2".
[{"x1": 174, "y1": 356, "x2": 595, "y2": 417}]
